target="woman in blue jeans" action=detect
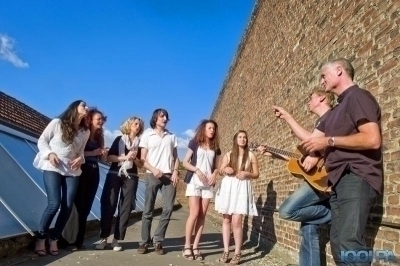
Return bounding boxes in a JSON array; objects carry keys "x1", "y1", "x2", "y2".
[{"x1": 33, "y1": 100, "x2": 89, "y2": 256}]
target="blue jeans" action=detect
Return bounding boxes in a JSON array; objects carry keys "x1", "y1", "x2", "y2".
[
  {"x1": 279, "y1": 182, "x2": 331, "y2": 266},
  {"x1": 37, "y1": 170, "x2": 79, "y2": 240},
  {"x1": 330, "y1": 171, "x2": 377, "y2": 266}
]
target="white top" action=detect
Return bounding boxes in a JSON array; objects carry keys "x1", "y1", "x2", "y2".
[
  {"x1": 139, "y1": 128, "x2": 177, "y2": 174},
  {"x1": 191, "y1": 147, "x2": 216, "y2": 183},
  {"x1": 33, "y1": 118, "x2": 90, "y2": 176}
]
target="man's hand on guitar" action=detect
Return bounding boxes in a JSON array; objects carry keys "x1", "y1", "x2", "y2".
[
  {"x1": 301, "y1": 137, "x2": 329, "y2": 153},
  {"x1": 256, "y1": 145, "x2": 273, "y2": 156},
  {"x1": 302, "y1": 155, "x2": 319, "y2": 172}
]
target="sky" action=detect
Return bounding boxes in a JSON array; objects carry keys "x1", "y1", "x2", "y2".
[{"x1": 0, "y1": 0, "x2": 255, "y2": 157}]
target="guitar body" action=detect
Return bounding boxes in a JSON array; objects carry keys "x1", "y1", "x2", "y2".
[
  {"x1": 286, "y1": 148, "x2": 328, "y2": 192},
  {"x1": 248, "y1": 143, "x2": 329, "y2": 192}
]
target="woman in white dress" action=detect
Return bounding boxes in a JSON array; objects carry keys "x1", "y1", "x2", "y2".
[
  {"x1": 182, "y1": 119, "x2": 221, "y2": 260},
  {"x1": 215, "y1": 130, "x2": 259, "y2": 265}
]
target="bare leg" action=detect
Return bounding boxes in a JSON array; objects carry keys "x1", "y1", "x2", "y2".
[
  {"x1": 192, "y1": 198, "x2": 210, "y2": 260},
  {"x1": 232, "y1": 214, "x2": 243, "y2": 255},
  {"x1": 184, "y1": 196, "x2": 200, "y2": 257},
  {"x1": 219, "y1": 214, "x2": 232, "y2": 263},
  {"x1": 192, "y1": 198, "x2": 210, "y2": 247},
  {"x1": 222, "y1": 214, "x2": 232, "y2": 251}
]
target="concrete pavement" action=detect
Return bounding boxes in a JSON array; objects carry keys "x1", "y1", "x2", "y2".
[{"x1": 4, "y1": 207, "x2": 297, "y2": 266}]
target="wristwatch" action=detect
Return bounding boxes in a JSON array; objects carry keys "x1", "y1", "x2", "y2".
[{"x1": 328, "y1": 137, "x2": 335, "y2": 147}]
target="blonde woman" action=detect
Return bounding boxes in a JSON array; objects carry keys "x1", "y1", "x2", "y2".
[
  {"x1": 215, "y1": 130, "x2": 259, "y2": 265},
  {"x1": 96, "y1": 117, "x2": 144, "y2": 251}
]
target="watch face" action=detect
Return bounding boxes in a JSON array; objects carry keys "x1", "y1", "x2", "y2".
[{"x1": 328, "y1": 138, "x2": 333, "y2": 146}]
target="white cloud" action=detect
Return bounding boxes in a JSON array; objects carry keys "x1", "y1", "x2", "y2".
[
  {"x1": 0, "y1": 34, "x2": 29, "y2": 68},
  {"x1": 184, "y1": 129, "x2": 195, "y2": 138},
  {"x1": 177, "y1": 128, "x2": 195, "y2": 149},
  {"x1": 103, "y1": 128, "x2": 122, "y2": 148},
  {"x1": 177, "y1": 137, "x2": 189, "y2": 149},
  {"x1": 176, "y1": 128, "x2": 195, "y2": 159}
]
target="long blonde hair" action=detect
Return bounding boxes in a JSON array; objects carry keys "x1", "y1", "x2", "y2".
[{"x1": 229, "y1": 130, "x2": 250, "y2": 173}]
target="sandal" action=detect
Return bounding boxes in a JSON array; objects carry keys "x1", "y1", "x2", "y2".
[
  {"x1": 182, "y1": 247, "x2": 194, "y2": 260},
  {"x1": 49, "y1": 239, "x2": 59, "y2": 256},
  {"x1": 218, "y1": 251, "x2": 229, "y2": 263},
  {"x1": 230, "y1": 253, "x2": 241, "y2": 265},
  {"x1": 192, "y1": 248, "x2": 204, "y2": 261},
  {"x1": 34, "y1": 239, "x2": 46, "y2": 256}
]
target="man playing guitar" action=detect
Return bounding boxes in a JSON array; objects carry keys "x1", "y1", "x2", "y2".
[{"x1": 257, "y1": 87, "x2": 335, "y2": 266}]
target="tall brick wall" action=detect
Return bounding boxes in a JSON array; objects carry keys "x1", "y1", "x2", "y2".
[{"x1": 209, "y1": 0, "x2": 400, "y2": 264}]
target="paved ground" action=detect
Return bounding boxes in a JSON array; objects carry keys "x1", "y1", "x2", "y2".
[{"x1": 3, "y1": 207, "x2": 298, "y2": 266}]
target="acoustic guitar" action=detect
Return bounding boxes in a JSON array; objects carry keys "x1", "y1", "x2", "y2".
[{"x1": 249, "y1": 143, "x2": 330, "y2": 192}]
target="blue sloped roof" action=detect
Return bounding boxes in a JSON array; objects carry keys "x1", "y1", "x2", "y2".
[{"x1": 0, "y1": 126, "x2": 163, "y2": 240}]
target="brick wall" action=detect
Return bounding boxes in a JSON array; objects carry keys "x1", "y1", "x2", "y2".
[{"x1": 209, "y1": 0, "x2": 400, "y2": 265}]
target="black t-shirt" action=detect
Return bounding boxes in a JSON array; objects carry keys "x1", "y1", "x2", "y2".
[
  {"x1": 314, "y1": 109, "x2": 331, "y2": 130},
  {"x1": 84, "y1": 139, "x2": 101, "y2": 162},
  {"x1": 316, "y1": 85, "x2": 382, "y2": 193},
  {"x1": 108, "y1": 135, "x2": 141, "y2": 175}
]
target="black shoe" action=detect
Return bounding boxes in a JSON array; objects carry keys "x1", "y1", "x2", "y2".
[
  {"x1": 137, "y1": 243, "x2": 149, "y2": 254},
  {"x1": 154, "y1": 243, "x2": 164, "y2": 255}
]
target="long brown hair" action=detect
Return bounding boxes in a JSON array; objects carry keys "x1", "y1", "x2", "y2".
[
  {"x1": 229, "y1": 130, "x2": 250, "y2": 173},
  {"x1": 58, "y1": 100, "x2": 88, "y2": 144},
  {"x1": 193, "y1": 119, "x2": 219, "y2": 150},
  {"x1": 87, "y1": 108, "x2": 107, "y2": 147}
]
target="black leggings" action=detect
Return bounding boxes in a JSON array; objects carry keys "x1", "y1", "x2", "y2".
[{"x1": 74, "y1": 162, "x2": 100, "y2": 246}]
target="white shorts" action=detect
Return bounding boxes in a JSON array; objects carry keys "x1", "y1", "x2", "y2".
[{"x1": 185, "y1": 183, "x2": 214, "y2": 199}]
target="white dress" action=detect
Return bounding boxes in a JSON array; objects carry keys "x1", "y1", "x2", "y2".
[{"x1": 215, "y1": 151, "x2": 258, "y2": 216}]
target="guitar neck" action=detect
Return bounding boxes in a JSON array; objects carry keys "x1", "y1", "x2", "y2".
[{"x1": 262, "y1": 145, "x2": 301, "y2": 159}]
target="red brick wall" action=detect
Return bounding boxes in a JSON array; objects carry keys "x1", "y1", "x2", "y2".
[{"x1": 209, "y1": 0, "x2": 400, "y2": 264}]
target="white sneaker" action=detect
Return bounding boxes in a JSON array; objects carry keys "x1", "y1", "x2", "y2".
[
  {"x1": 112, "y1": 238, "x2": 122, "y2": 251},
  {"x1": 95, "y1": 238, "x2": 108, "y2": 250}
]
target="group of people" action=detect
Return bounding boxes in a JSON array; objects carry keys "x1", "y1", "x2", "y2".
[
  {"x1": 31, "y1": 57, "x2": 382, "y2": 266},
  {"x1": 32, "y1": 107, "x2": 179, "y2": 255}
]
